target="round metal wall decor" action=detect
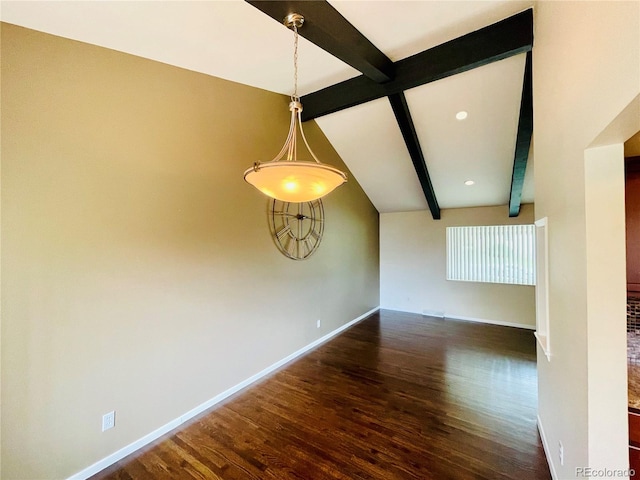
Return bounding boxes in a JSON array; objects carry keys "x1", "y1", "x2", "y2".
[{"x1": 268, "y1": 199, "x2": 324, "y2": 260}]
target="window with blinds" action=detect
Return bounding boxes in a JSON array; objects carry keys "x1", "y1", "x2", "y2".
[{"x1": 446, "y1": 225, "x2": 536, "y2": 286}]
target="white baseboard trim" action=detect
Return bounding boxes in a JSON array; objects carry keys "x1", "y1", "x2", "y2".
[
  {"x1": 381, "y1": 307, "x2": 535, "y2": 331},
  {"x1": 67, "y1": 418, "x2": 183, "y2": 480},
  {"x1": 67, "y1": 306, "x2": 380, "y2": 480},
  {"x1": 444, "y1": 313, "x2": 536, "y2": 331},
  {"x1": 537, "y1": 414, "x2": 557, "y2": 480}
]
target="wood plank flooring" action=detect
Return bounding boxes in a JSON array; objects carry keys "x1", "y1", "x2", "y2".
[{"x1": 91, "y1": 310, "x2": 550, "y2": 480}]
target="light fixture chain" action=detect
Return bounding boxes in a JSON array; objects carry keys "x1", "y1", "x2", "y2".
[{"x1": 292, "y1": 24, "x2": 299, "y2": 100}]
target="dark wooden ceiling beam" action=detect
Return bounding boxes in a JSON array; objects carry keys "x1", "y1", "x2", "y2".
[
  {"x1": 508, "y1": 51, "x2": 533, "y2": 217},
  {"x1": 246, "y1": 0, "x2": 394, "y2": 83},
  {"x1": 301, "y1": 8, "x2": 533, "y2": 121},
  {"x1": 388, "y1": 92, "x2": 440, "y2": 220}
]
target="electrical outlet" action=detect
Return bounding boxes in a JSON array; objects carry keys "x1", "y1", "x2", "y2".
[
  {"x1": 316, "y1": 319, "x2": 321, "y2": 329},
  {"x1": 558, "y1": 441, "x2": 564, "y2": 466},
  {"x1": 102, "y1": 411, "x2": 115, "y2": 432}
]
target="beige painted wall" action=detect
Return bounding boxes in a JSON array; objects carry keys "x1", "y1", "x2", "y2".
[
  {"x1": 380, "y1": 204, "x2": 535, "y2": 328},
  {"x1": 585, "y1": 143, "x2": 628, "y2": 471},
  {"x1": 0, "y1": 23, "x2": 379, "y2": 479},
  {"x1": 626, "y1": 130, "x2": 640, "y2": 157},
  {"x1": 534, "y1": 1, "x2": 640, "y2": 478}
]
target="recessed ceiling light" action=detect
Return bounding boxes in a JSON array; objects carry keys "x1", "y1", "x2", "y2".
[
  {"x1": 464, "y1": 180, "x2": 475, "y2": 186},
  {"x1": 456, "y1": 111, "x2": 468, "y2": 121}
]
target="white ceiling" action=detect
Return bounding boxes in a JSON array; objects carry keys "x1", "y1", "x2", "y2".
[{"x1": 0, "y1": 0, "x2": 535, "y2": 214}]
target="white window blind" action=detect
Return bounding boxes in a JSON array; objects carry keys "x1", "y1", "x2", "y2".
[{"x1": 446, "y1": 225, "x2": 536, "y2": 286}]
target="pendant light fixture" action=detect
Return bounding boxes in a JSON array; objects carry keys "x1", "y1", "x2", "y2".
[{"x1": 244, "y1": 13, "x2": 347, "y2": 203}]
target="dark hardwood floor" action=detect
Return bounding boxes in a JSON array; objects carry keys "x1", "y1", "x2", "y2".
[{"x1": 92, "y1": 310, "x2": 550, "y2": 480}]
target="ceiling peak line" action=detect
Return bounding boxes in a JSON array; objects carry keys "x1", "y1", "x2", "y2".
[{"x1": 245, "y1": 0, "x2": 394, "y2": 83}]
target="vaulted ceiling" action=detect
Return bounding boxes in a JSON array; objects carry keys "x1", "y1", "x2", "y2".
[{"x1": 1, "y1": 0, "x2": 536, "y2": 217}]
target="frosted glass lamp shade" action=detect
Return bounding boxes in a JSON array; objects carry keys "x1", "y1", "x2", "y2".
[{"x1": 244, "y1": 161, "x2": 347, "y2": 203}]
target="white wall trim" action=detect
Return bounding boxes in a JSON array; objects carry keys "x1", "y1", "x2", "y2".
[
  {"x1": 444, "y1": 313, "x2": 535, "y2": 331},
  {"x1": 383, "y1": 307, "x2": 535, "y2": 331},
  {"x1": 67, "y1": 306, "x2": 380, "y2": 480},
  {"x1": 537, "y1": 414, "x2": 557, "y2": 480}
]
